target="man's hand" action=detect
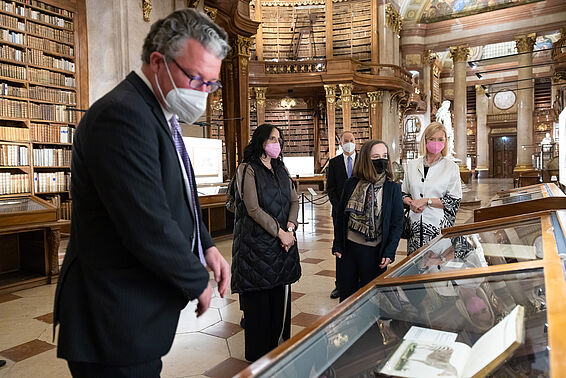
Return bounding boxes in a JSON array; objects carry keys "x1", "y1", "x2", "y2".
[
  {"x1": 204, "y1": 246, "x2": 230, "y2": 298},
  {"x1": 196, "y1": 283, "x2": 213, "y2": 317},
  {"x1": 333, "y1": 251, "x2": 342, "y2": 259}
]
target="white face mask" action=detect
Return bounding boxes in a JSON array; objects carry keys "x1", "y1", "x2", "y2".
[
  {"x1": 342, "y1": 142, "x2": 355, "y2": 154},
  {"x1": 155, "y1": 56, "x2": 208, "y2": 124}
]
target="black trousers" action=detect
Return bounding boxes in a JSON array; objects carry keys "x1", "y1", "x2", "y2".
[
  {"x1": 241, "y1": 285, "x2": 292, "y2": 362},
  {"x1": 331, "y1": 209, "x2": 341, "y2": 291},
  {"x1": 68, "y1": 358, "x2": 162, "y2": 378},
  {"x1": 338, "y1": 240, "x2": 386, "y2": 302}
]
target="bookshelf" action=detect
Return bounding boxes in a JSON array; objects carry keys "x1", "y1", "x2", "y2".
[
  {"x1": 0, "y1": 0, "x2": 88, "y2": 221},
  {"x1": 332, "y1": 0, "x2": 371, "y2": 62}
]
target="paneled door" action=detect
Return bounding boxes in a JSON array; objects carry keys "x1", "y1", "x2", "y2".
[{"x1": 492, "y1": 135, "x2": 517, "y2": 178}]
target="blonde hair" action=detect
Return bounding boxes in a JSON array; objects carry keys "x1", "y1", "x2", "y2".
[{"x1": 420, "y1": 121, "x2": 448, "y2": 157}]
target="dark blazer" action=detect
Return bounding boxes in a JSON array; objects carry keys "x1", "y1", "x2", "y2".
[
  {"x1": 53, "y1": 72, "x2": 212, "y2": 365},
  {"x1": 326, "y1": 153, "x2": 355, "y2": 211},
  {"x1": 333, "y1": 177, "x2": 404, "y2": 261}
]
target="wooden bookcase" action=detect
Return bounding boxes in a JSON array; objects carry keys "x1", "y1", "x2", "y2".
[
  {"x1": 0, "y1": 0, "x2": 87, "y2": 220},
  {"x1": 332, "y1": 0, "x2": 371, "y2": 62}
]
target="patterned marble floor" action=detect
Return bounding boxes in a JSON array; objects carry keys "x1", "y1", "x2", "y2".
[{"x1": 0, "y1": 178, "x2": 513, "y2": 378}]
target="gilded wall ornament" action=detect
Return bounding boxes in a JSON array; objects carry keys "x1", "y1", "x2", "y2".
[
  {"x1": 422, "y1": 50, "x2": 436, "y2": 66},
  {"x1": 203, "y1": 6, "x2": 218, "y2": 21},
  {"x1": 142, "y1": 0, "x2": 151, "y2": 23},
  {"x1": 385, "y1": 4, "x2": 403, "y2": 35},
  {"x1": 515, "y1": 33, "x2": 537, "y2": 53},
  {"x1": 233, "y1": 35, "x2": 254, "y2": 57},
  {"x1": 449, "y1": 45, "x2": 470, "y2": 63},
  {"x1": 187, "y1": 0, "x2": 200, "y2": 7}
]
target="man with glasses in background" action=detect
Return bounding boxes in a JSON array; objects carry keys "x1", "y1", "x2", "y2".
[{"x1": 54, "y1": 9, "x2": 230, "y2": 376}]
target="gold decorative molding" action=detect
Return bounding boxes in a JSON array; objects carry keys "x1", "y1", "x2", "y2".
[
  {"x1": 422, "y1": 49, "x2": 436, "y2": 66},
  {"x1": 449, "y1": 45, "x2": 470, "y2": 63},
  {"x1": 142, "y1": 0, "x2": 151, "y2": 22},
  {"x1": 339, "y1": 84, "x2": 353, "y2": 102},
  {"x1": 254, "y1": 87, "x2": 267, "y2": 107},
  {"x1": 515, "y1": 33, "x2": 537, "y2": 53},
  {"x1": 187, "y1": 0, "x2": 200, "y2": 7},
  {"x1": 264, "y1": 61, "x2": 326, "y2": 74},
  {"x1": 367, "y1": 91, "x2": 383, "y2": 104},
  {"x1": 262, "y1": 0, "x2": 348, "y2": 6},
  {"x1": 203, "y1": 6, "x2": 218, "y2": 21},
  {"x1": 385, "y1": 4, "x2": 403, "y2": 35},
  {"x1": 233, "y1": 35, "x2": 253, "y2": 57},
  {"x1": 324, "y1": 84, "x2": 336, "y2": 104}
]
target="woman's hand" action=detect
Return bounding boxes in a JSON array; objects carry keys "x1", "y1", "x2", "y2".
[
  {"x1": 410, "y1": 198, "x2": 428, "y2": 213},
  {"x1": 379, "y1": 257, "x2": 391, "y2": 269},
  {"x1": 278, "y1": 228, "x2": 296, "y2": 252},
  {"x1": 333, "y1": 251, "x2": 342, "y2": 259}
]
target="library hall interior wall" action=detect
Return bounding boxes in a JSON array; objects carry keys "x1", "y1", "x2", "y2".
[{"x1": 85, "y1": 0, "x2": 187, "y2": 105}]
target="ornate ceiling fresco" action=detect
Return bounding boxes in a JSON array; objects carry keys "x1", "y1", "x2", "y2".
[{"x1": 402, "y1": 0, "x2": 543, "y2": 24}]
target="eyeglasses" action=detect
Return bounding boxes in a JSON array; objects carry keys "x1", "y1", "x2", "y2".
[
  {"x1": 267, "y1": 136, "x2": 283, "y2": 144},
  {"x1": 171, "y1": 58, "x2": 222, "y2": 93}
]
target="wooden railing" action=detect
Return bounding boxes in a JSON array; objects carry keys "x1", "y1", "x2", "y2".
[{"x1": 264, "y1": 60, "x2": 327, "y2": 74}]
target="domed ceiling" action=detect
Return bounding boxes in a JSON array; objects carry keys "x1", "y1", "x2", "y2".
[{"x1": 401, "y1": 0, "x2": 543, "y2": 24}]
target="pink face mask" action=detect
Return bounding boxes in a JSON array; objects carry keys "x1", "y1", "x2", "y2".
[
  {"x1": 265, "y1": 142, "x2": 281, "y2": 159},
  {"x1": 426, "y1": 141, "x2": 444, "y2": 155}
]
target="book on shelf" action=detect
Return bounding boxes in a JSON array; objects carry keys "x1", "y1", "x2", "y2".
[
  {"x1": 0, "y1": 144, "x2": 28, "y2": 166},
  {"x1": 34, "y1": 170, "x2": 70, "y2": 192},
  {"x1": 0, "y1": 126, "x2": 29, "y2": 141},
  {"x1": 0, "y1": 171, "x2": 28, "y2": 194},
  {"x1": 379, "y1": 305, "x2": 525, "y2": 378}
]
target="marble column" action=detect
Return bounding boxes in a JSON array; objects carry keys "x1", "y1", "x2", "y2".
[
  {"x1": 476, "y1": 85, "x2": 489, "y2": 177},
  {"x1": 450, "y1": 45, "x2": 470, "y2": 168},
  {"x1": 514, "y1": 33, "x2": 536, "y2": 171},
  {"x1": 254, "y1": 87, "x2": 267, "y2": 125},
  {"x1": 368, "y1": 91, "x2": 383, "y2": 140},
  {"x1": 325, "y1": 84, "x2": 337, "y2": 158},
  {"x1": 339, "y1": 84, "x2": 353, "y2": 132},
  {"x1": 378, "y1": 3, "x2": 388, "y2": 65},
  {"x1": 381, "y1": 91, "x2": 401, "y2": 162},
  {"x1": 422, "y1": 50, "x2": 435, "y2": 126}
]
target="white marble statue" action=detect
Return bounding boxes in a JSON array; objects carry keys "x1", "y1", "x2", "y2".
[
  {"x1": 541, "y1": 132, "x2": 553, "y2": 145},
  {"x1": 436, "y1": 100, "x2": 455, "y2": 157}
]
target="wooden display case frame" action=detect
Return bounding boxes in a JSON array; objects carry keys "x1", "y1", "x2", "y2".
[{"x1": 235, "y1": 209, "x2": 566, "y2": 377}]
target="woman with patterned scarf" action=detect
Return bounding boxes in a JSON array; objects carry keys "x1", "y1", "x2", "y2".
[{"x1": 332, "y1": 140, "x2": 404, "y2": 302}]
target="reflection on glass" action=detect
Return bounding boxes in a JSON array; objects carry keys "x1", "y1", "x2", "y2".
[
  {"x1": 320, "y1": 270, "x2": 546, "y2": 377},
  {"x1": 389, "y1": 219, "x2": 543, "y2": 278},
  {"x1": 490, "y1": 192, "x2": 545, "y2": 207},
  {"x1": 0, "y1": 198, "x2": 47, "y2": 214}
]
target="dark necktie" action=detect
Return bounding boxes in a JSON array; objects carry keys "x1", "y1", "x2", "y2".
[{"x1": 170, "y1": 115, "x2": 206, "y2": 266}]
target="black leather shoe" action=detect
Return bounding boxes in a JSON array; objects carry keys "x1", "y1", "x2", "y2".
[{"x1": 330, "y1": 287, "x2": 339, "y2": 299}]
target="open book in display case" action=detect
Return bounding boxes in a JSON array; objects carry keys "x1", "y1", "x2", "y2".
[
  {"x1": 234, "y1": 209, "x2": 566, "y2": 377},
  {"x1": 474, "y1": 183, "x2": 566, "y2": 222}
]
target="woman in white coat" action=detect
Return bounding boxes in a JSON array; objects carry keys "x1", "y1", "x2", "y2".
[{"x1": 402, "y1": 122, "x2": 462, "y2": 254}]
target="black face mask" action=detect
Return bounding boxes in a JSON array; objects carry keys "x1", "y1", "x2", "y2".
[{"x1": 372, "y1": 159, "x2": 388, "y2": 174}]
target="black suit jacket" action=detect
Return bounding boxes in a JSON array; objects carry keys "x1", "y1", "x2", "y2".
[
  {"x1": 332, "y1": 177, "x2": 404, "y2": 261},
  {"x1": 326, "y1": 153, "x2": 355, "y2": 212},
  {"x1": 54, "y1": 72, "x2": 212, "y2": 365}
]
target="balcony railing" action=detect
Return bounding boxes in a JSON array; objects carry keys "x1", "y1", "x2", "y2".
[{"x1": 264, "y1": 60, "x2": 327, "y2": 74}]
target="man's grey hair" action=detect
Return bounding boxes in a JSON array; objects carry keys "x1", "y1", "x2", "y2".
[
  {"x1": 141, "y1": 8, "x2": 230, "y2": 63},
  {"x1": 340, "y1": 131, "x2": 355, "y2": 142}
]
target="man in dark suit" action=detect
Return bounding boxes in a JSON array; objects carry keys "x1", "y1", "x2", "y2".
[
  {"x1": 54, "y1": 9, "x2": 230, "y2": 377},
  {"x1": 326, "y1": 131, "x2": 356, "y2": 299}
]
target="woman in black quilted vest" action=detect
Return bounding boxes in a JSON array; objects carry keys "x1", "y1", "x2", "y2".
[
  {"x1": 332, "y1": 140, "x2": 404, "y2": 302},
  {"x1": 231, "y1": 123, "x2": 302, "y2": 362}
]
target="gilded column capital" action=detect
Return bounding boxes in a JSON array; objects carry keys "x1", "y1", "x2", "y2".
[
  {"x1": 385, "y1": 3, "x2": 403, "y2": 35},
  {"x1": 187, "y1": 0, "x2": 200, "y2": 7},
  {"x1": 232, "y1": 35, "x2": 254, "y2": 57},
  {"x1": 203, "y1": 6, "x2": 218, "y2": 21},
  {"x1": 367, "y1": 91, "x2": 383, "y2": 103},
  {"x1": 142, "y1": 0, "x2": 151, "y2": 22},
  {"x1": 449, "y1": 45, "x2": 470, "y2": 63},
  {"x1": 254, "y1": 87, "x2": 267, "y2": 106},
  {"x1": 339, "y1": 83, "x2": 353, "y2": 101},
  {"x1": 514, "y1": 33, "x2": 536, "y2": 53},
  {"x1": 324, "y1": 84, "x2": 336, "y2": 101},
  {"x1": 422, "y1": 49, "x2": 436, "y2": 66},
  {"x1": 475, "y1": 84, "x2": 485, "y2": 96}
]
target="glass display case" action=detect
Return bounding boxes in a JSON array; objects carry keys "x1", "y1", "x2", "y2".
[
  {"x1": 0, "y1": 196, "x2": 57, "y2": 227},
  {"x1": 236, "y1": 210, "x2": 566, "y2": 377},
  {"x1": 0, "y1": 196, "x2": 67, "y2": 294},
  {"x1": 474, "y1": 183, "x2": 566, "y2": 222}
]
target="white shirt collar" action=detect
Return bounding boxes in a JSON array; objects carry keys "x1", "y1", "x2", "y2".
[
  {"x1": 135, "y1": 67, "x2": 174, "y2": 125},
  {"x1": 343, "y1": 151, "x2": 356, "y2": 163}
]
